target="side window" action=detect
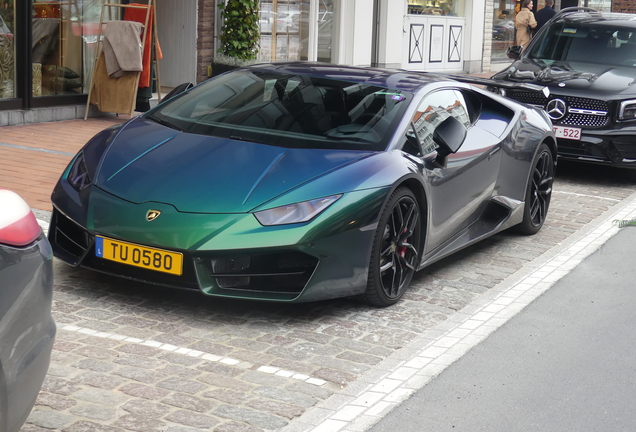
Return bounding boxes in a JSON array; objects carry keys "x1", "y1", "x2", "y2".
[{"x1": 408, "y1": 89, "x2": 471, "y2": 154}]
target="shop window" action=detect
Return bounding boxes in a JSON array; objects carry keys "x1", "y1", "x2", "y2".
[
  {"x1": 32, "y1": 0, "x2": 108, "y2": 97},
  {"x1": 491, "y1": 1, "x2": 516, "y2": 62},
  {"x1": 258, "y1": 0, "x2": 310, "y2": 62},
  {"x1": 0, "y1": 0, "x2": 15, "y2": 99},
  {"x1": 408, "y1": 0, "x2": 464, "y2": 16}
]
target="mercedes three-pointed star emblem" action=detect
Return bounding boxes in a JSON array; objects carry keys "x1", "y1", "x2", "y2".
[{"x1": 545, "y1": 98, "x2": 567, "y2": 121}]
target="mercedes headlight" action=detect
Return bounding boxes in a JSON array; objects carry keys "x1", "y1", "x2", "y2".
[
  {"x1": 254, "y1": 195, "x2": 342, "y2": 226},
  {"x1": 619, "y1": 99, "x2": 636, "y2": 121},
  {"x1": 67, "y1": 152, "x2": 91, "y2": 191}
]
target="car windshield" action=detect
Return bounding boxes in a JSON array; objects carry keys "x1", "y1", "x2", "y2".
[
  {"x1": 147, "y1": 69, "x2": 412, "y2": 151},
  {"x1": 528, "y1": 21, "x2": 636, "y2": 67}
]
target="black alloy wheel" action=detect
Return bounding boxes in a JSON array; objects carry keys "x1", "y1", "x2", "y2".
[
  {"x1": 364, "y1": 187, "x2": 421, "y2": 307},
  {"x1": 517, "y1": 143, "x2": 554, "y2": 235}
]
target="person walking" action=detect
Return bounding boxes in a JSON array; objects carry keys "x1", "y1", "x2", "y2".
[
  {"x1": 515, "y1": 0, "x2": 537, "y2": 50},
  {"x1": 535, "y1": 0, "x2": 557, "y2": 33}
]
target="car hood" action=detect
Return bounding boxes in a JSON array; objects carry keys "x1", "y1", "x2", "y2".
[
  {"x1": 95, "y1": 118, "x2": 375, "y2": 213},
  {"x1": 495, "y1": 58, "x2": 636, "y2": 97}
]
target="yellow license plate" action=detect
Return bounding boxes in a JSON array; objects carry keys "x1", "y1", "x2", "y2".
[{"x1": 95, "y1": 236, "x2": 183, "y2": 276}]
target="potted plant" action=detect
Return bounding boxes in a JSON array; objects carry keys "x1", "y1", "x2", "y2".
[{"x1": 212, "y1": 0, "x2": 260, "y2": 77}]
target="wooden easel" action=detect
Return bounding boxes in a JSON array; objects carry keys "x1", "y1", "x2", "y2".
[{"x1": 84, "y1": 0, "x2": 162, "y2": 119}]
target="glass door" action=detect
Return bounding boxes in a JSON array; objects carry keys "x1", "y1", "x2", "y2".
[
  {"x1": 0, "y1": 0, "x2": 16, "y2": 100},
  {"x1": 491, "y1": 1, "x2": 516, "y2": 63},
  {"x1": 316, "y1": 0, "x2": 334, "y2": 63},
  {"x1": 32, "y1": 0, "x2": 103, "y2": 97},
  {"x1": 258, "y1": 0, "x2": 311, "y2": 62}
]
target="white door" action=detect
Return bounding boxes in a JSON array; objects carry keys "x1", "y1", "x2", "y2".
[
  {"x1": 157, "y1": 0, "x2": 197, "y2": 88},
  {"x1": 403, "y1": 16, "x2": 465, "y2": 72}
]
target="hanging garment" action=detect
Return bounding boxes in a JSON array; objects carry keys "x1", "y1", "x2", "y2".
[
  {"x1": 124, "y1": 4, "x2": 162, "y2": 88},
  {"x1": 32, "y1": 18, "x2": 60, "y2": 64},
  {"x1": 102, "y1": 20, "x2": 144, "y2": 78},
  {"x1": 89, "y1": 52, "x2": 139, "y2": 114}
]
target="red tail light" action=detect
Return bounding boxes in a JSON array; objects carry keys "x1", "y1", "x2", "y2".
[{"x1": 0, "y1": 190, "x2": 42, "y2": 247}]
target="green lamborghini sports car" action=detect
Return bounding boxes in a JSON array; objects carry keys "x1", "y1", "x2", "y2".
[{"x1": 49, "y1": 62, "x2": 556, "y2": 306}]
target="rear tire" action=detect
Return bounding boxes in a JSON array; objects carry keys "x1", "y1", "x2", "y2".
[
  {"x1": 363, "y1": 187, "x2": 421, "y2": 307},
  {"x1": 516, "y1": 143, "x2": 554, "y2": 235}
]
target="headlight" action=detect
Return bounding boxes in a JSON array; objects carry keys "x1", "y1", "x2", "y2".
[
  {"x1": 67, "y1": 152, "x2": 91, "y2": 191},
  {"x1": 254, "y1": 195, "x2": 342, "y2": 226},
  {"x1": 619, "y1": 99, "x2": 636, "y2": 121}
]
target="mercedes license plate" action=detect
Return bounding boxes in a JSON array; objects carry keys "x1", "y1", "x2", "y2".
[
  {"x1": 554, "y1": 126, "x2": 581, "y2": 141},
  {"x1": 95, "y1": 236, "x2": 183, "y2": 275}
]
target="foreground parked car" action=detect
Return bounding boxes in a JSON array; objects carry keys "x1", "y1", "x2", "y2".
[
  {"x1": 492, "y1": 7, "x2": 636, "y2": 168},
  {"x1": 49, "y1": 62, "x2": 556, "y2": 306},
  {"x1": 0, "y1": 190, "x2": 55, "y2": 432}
]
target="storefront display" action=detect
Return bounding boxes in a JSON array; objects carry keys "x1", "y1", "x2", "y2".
[
  {"x1": 407, "y1": 0, "x2": 464, "y2": 16},
  {"x1": 491, "y1": 1, "x2": 516, "y2": 63},
  {"x1": 32, "y1": 0, "x2": 106, "y2": 97},
  {"x1": 0, "y1": 0, "x2": 15, "y2": 99},
  {"x1": 0, "y1": 0, "x2": 111, "y2": 108},
  {"x1": 258, "y1": 0, "x2": 309, "y2": 62}
]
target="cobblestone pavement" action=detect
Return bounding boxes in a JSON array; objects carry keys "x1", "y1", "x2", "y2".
[{"x1": 19, "y1": 158, "x2": 636, "y2": 432}]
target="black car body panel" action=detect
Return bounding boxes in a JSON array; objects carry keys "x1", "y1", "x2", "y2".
[{"x1": 492, "y1": 8, "x2": 636, "y2": 167}]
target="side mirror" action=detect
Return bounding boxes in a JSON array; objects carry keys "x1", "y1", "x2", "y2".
[
  {"x1": 507, "y1": 45, "x2": 523, "y2": 60},
  {"x1": 433, "y1": 116, "x2": 467, "y2": 167},
  {"x1": 162, "y1": 82, "x2": 194, "y2": 102},
  {"x1": 434, "y1": 116, "x2": 466, "y2": 155}
]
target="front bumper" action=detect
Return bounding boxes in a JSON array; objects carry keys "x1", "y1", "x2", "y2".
[
  {"x1": 0, "y1": 234, "x2": 56, "y2": 432},
  {"x1": 49, "y1": 186, "x2": 387, "y2": 303},
  {"x1": 556, "y1": 127, "x2": 636, "y2": 168},
  {"x1": 501, "y1": 88, "x2": 636, "y2": 168}
]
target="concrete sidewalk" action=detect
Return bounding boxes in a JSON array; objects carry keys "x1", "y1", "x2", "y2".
[
  {"x1": 0, "y1": 116, "x2": 126, "y2": 211},
  {"x1": 291, "y1": 186, "x2": 636, "y2": 432},
  {"x1": 368, "y1": 218, "x2": 636, "y2": 432}
]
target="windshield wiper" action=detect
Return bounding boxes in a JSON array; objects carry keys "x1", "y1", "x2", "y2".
[
  {"x1": 230, "y1": 135, "x2": 266, "y2": 144},
  {"x1": 148, "y1": 115, "x2": 182, "y2": 132}
]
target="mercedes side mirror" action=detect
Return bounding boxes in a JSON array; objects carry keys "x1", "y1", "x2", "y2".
[{"x1": 507, "y1": 45, "x2": 523, "y2": 60}]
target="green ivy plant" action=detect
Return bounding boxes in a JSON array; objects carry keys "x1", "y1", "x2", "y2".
[{"x1": 217, "y1": 0, "x2": 260, "y2": 62}]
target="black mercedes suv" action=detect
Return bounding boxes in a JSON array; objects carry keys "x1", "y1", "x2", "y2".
[{"x1": 492, "y1": 7, "x2": 636, "y2": 168}]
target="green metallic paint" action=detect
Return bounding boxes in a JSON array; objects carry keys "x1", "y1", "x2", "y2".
[
  {"x1": 88, "y1": 186, "x2": 387, "y2": 252},
  {"x1": 94, "y1": 119, "x2": 377, "y2": 214},
  {"x1": 86, "y1": 185, "x2": 389, "y2": 302}
]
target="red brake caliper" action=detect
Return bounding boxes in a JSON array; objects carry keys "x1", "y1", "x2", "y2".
[{"x1": 399, "y1": 227, "x2": 408, "y2": 257}]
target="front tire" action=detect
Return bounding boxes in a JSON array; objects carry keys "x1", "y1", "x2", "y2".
[
  {"x1": 516, "y1": 143, "x2": 554, "y2": 235},
  {"x1": 363, "y1": 187, "x2": 421, "y2": 307}
]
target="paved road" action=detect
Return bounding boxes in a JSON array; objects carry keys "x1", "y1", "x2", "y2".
[
  {"x1": 369, "y1": 222, "x2": 636, "y2": 432},
  {"x1": 3, "y1": 117, "x2": 636, "y2": 431}
]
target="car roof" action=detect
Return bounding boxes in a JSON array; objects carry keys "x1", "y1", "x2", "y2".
[
  {"x1": 244, "y1": 61, "x2": 450, "y2": 93},
  {"x1": 555, "y1": 8, "x2": 636, "y2": 27}
]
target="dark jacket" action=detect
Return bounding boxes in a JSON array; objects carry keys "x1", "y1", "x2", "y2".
[{"x1": 535, "y1": 6, "x2": 557, "y2": 32}]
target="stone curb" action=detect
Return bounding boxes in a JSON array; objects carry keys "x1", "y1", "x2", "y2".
[{"x1": 282, "y1": 189, "x2": 636, "y2": 432}]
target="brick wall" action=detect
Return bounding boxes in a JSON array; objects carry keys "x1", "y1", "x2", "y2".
[
  {"x1": 612, "y1": 0, "x2": 636, "y2": 13},
  {"x1": 197, "y1": 0, "x2": 216, "y2": 83}
]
